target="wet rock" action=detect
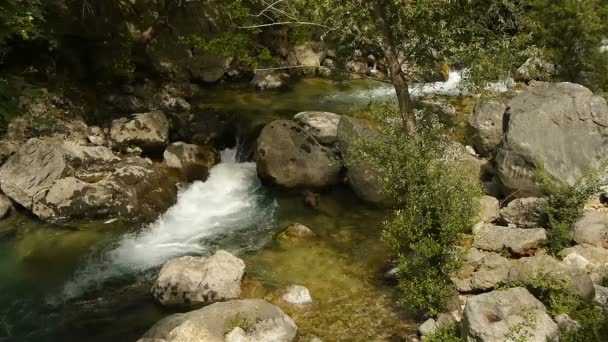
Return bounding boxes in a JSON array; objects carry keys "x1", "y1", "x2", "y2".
[
  {"x1": 451, "y1": 249, "x2": 512, "y2": 292},
  {"x1": 473, "y1": 224, "x2": 547, "y2": 255},
  {"x1": 293, "y1": 111, "x2": 342, "y2": 145},
  {"x1": 337, "y1": 117, "x2": 390, "y2": 205},
  {"x1": 278, "y1": 285, "x2": 313, "y2": 308},
  {"x1": 479, "y1": 196, "x2": 500, "y2": 223},
  {"x1": 251, "y1": 70, "x2": 289, "y2": 90},
  {"x1": 574, "y1": 211, "x2": 608, "y2": 248},
  {"x1": 163, "y1": 142, "x2": 217, "y2": 182},
  {"x1": 467, "y1": 99, "x2": 506, "y2": 157},
  {"x1": 461, "y1": 287, "x2": 559, "y2": 342},
  {"x1": 500, "y1": 197, "x2": 544, "y2": 228},
  {"x1": 496, "y1": 82, "x2": 608, "y2": 197},
  {"x1": 256, "y1": 120, "x2": 341, "y2": 188},
  {"x1": 0, "y1": 194, "x2": 12, "y2": 219},
  {"x1": 138, "y1": 299, "x2": 297, "y2": 342},
  {"x1": 109, "y1": 111, "x2": 170, "y2": 152},
  {"x1": 284, "y1": 223, "x2": 315, "y2": 239},
  {"x1": 508, "y1": 254, "x2": 596, "y2": 300},
  {"x1": 151, "y1": 251, "x2": 245, "y2": 307}
]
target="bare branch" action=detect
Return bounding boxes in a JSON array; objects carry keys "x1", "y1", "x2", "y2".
[{"x1": 238, "y1": 21, "x2": 331, "y2": 29}]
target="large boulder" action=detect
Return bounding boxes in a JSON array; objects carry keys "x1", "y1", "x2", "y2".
[
  {"x1": 496, "y1": 82, "x2": 608, "y2": 196},
  {"x1": 163, "y1": 142, "x2": 218, "y2": 182},
  {"x1": 151, "y1": 251, "x2": 246, "y2": 307},
  {"x1": 337, "y1": 117, "x2": 390, "y2": 205},
  {"x1": 573, "y1": 211, "x2": 608, "y2": 248},
  {"x1": 467, "y1": 100, "x2": 507, "y2": 157},
  {"x1": 451, "y1": 248, "x2": 512, "y2": 292},
  {"x1": 109, "y1": 111, "x2": 170, "y2": 152},
  {"x1": 286, "y1": 43, "x2": 326, "y2": 75},
  {"x1": 473, "y1": 224, "x2": 547, "y2": 255},
  {"x1": 293, "y1": 112, "x2": 342, "y2": 145},
  {"x1": 138, "y1": 299, "x2": 297, "y2": 342},
  {"x1": 461, "y1": 287, "x2": 559, "y2": 342},
  {"x1": 500, "y1": 198, "x2": 545, "y2": 228},
  {"x1": 255, "y1": 120, "x2": 341, "y2": 188},
  {"x1": 508, "y1": 254, "x2": 596, "y2": 301}
]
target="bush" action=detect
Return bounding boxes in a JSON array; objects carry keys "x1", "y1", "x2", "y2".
[
  {"x1": 536, "y1": 164, "x2": 606, "y2": 255},
  {"x1": 346, "y1": 102, "x2": 481, "y2": 315},
  {"x1": 425, "y1": 324, "x2": 463, "y2": 342}
]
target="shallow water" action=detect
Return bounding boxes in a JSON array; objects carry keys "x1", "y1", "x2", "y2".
[{"x1": 0, "y1": 77, "x2": 454, "y2": 341}]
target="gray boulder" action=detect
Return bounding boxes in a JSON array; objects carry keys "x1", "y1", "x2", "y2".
[
  {"x1": 500, "y1": 198, "x2": 545, "y2": 228},
  {"x1": 0, "y1": 194, "x2": 12, "y2": 219},
  {"x1": 461, "y1": 287, "x2": 559, "y2": 342},
  {"x1": 478, "y1": 196, "x2": 500, "y2": 223},
  {"x1": 419, "y1": 318, "x2": 438, "y2": 338},
  {"x1": 337, "y1": 117, "x2": 390, "y2": 205},
  {"x1": 574, "y1": 211, "x2": 608, "y2": 248},
  {"x1": 163, "y1": 142, "x2": 218, "y2": 182},
  {"x1": 109, "y1": 111, "x2": 170, "y2": 152},
  {"x1": 473, "y1": 224, "x2": 547, "y2": 255},
  {"x1": 151, "y1": 251, "x2": 245, "y2": 307},
  {"x1": 286, "y1": 43, "x2": 326, "y2": 75},
  {"x1": 452, "y1": 249, "x2": 512, "y2": 292},
  {"x1": 496, "y1": 82, "x2": 608, "y2": 197},
  {"x1": 256, "y1": 120, "x2": 341, "y2": 188},
  {"x1": 559, "y1": 244, "x2": 608, "y2": 268},
  {"x1": 138, "y1": 299, "x2": 297, "y2": 342},
  {"x1": 508, "y1": 254, "x2": 596, "y2": 300},
  {"x1": 294, "y1": 112, "x2": 342, "y2": 145},
  {"x1": 467, "y1": 100, "x2": 507, "y2": 157}
]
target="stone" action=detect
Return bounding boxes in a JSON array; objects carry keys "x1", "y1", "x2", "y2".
[
  {"x1": 251, "y1": 70, "x2": 289, "y2": 90},
  {"x1": 559, "y1": 245, "x2": 608, "y2": 268},
  {"x1": 473, "y1": 224, "x2": 547, "y2": 255},
  {"x1": 554, "y1": 314, "x2": 581, "y2": 334},
  {"x1": 573, "y1": 211, "x2": 608, "y2": 248},
  {"x1": 508, "y1": 254, "x2": 596, "y2": 301},
  {"x1": 514, "y1": 55, "x2": 555, "y2": 83},
  {"x1": 293, "y1": 112, "x2": 342, "y2": 145},
  {"x1": 479, "y1": 196, "x2": 500, "y2": 223},
  {"x1": 500, "y1": 197, "x2": 544, "y2": 228},
  {"x1": 337, "y1": 117, "x2": 391, "y2": 205},
  {"x1": 461, "y1": 287, "x2": 559, "y2": 342},
  {"x1": 163, "y1": 142, "x2": 217, "y2": 182},
  {"x1": 138, "y1": 299, "x2": 297, "y2": 342},
  {"x1": 452, "y1": 249, "x2": 512, "y2": 292},
  {"x1": 346, "y1": 61, "x2": 368, "y2": 74},
  {"x1": 88, "y1": 126, "x2": 107, "y2": 146},
  {"x1": 595, "y1": 285, "x2": 608, "y2": 308},
  {"x1": 286, "y1": 43, "x2": 326, "y2": 75},
  {"x1": 418, "y1": 318, "x2": 438, "y2": 338},
  {"x1": 151, "y1": 251, "x2": 245, "y2": 307},
  {"x1": 496, "y1": 82, "x2": 608, "y2": 197},
  {"x1": 284, "y1": 223, "x2": 315, "y2": 238},
  {"x1": 109, "y1": 111, "x2": 170, "y2": 152},
  {"x1": 279, "y1": 285, "x2": 313, "y2": 307},
  {"x1": 255, "y1": 120, "x2": 341, "y2": 188},
  {"x1": 0, "y1": 194, "x2": 12, "y2": 219},
  {"x1": 467, "y1": 100, "x2": 507, "y2": 157}
]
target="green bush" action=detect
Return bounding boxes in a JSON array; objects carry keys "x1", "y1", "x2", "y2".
[
  {"x1": 425, "y1": 324, "x2": 463, "y2": 342},
  {"x1": 536, "y1": 164, "x2": 606, "y2": 255},
  {"x1": 346, "y1": 102, "x2": 481, "y2": 315}
]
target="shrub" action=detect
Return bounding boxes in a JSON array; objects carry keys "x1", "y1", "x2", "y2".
[
  {"x1": 425, "y1": 324, "x2": 463, "y2": 342},
  {"x1": 346, "y1": 101, "x2": 481, "y2": 315},
  {"x1": 536, "y1": 164, "x2": 606, "y2": 255}
]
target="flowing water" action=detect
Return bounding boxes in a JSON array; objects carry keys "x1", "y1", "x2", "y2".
[{"x1": 0, "y1": 76, "x2": 479, "y2": 342}]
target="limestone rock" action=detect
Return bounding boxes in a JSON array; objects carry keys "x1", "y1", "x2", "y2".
[
  {"x1": 138, "y1": 299, "x2": 297, "y2": 342},
  {"x1": 508, "y1": 254, "x2": 596, "y2": 301},
  {"x1": 151, "y1": 251, "x2": 245, "y2": 307},
  {"x1": 109, "y1": 111, "x2": 170, "y2": 152},
  {"x1": 496, "y1": 82, "x2": 608, "y2": 196},
  {"x1": 278, "y1": 285, "x2": 313, "y2": 308},
  {"x1": 418, "y1": 318, "x2": 438, "y2": 338},
  {"x1": 256, "y1": 120, "x2": 341, "y2": 188},
  {"x1": 293, "y1": 112, "x2": 342, "y2": 145},
  {"x1": 574, "y1": 211, "x2": 608, "y2": 248},
  {"x1": 500, "y1": 198, "x2": 544, "y2": 228},
  {"x1": 479, "y1": 196, "x2": 500, "y2": 223},
  {"x1": 251, "y1": 70, "x2": 289, "y2": 90},
  {"x1": 473, "y1": 224, "x2": 547, "y2": 255},
  {"x1": 467, "y1": 100, "x2": 507, "y2": 157},
  {"x1": 286, "y1": 43, "x2": 326, "y2": 75},
  {"x1": 452, "y1": 249, "x2": 512, "y2": 292},
  {"x1": 461, "y1": 287, "x2": 559, "y2": 342},
  {"x1": 554, "y1": 314, "x2": 581, "y2": 334},
  {"x1": 163, "y1": 142, "x2": 217, "y2": 182},
  {"x1": 559, "y1": 244, "x2": 608, "y2": 268}
]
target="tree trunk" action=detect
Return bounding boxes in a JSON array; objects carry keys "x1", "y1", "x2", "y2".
[{"x1": 372, "y1": 3, "x2": 416, "y2": 134}]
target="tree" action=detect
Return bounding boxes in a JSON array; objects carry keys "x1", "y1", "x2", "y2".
[{"x1": 231, "y1": 0, "x2": 531, "y2": 133}]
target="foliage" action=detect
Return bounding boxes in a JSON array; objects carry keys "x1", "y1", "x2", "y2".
[
  {"x1": 224, "y1": 315, "x2": 255, "y2": 335},
  {"x1": 346, "y1": 101, "x2": 481, "y2": 315},
  {"x1": 535, "y1": 163, "x2": 606, "y2": 254},
  {"x1": 424, "y1": 324, "x2": 463, "y2": 342},
  {"x1": 528, "y1": 0, "x2": 608, "y2": 92}
]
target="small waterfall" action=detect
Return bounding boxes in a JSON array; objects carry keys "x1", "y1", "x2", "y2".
[{"x1": 60, "y1": 148, "x2": 276, "y2": 300}]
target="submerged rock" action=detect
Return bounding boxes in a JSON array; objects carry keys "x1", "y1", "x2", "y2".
[
  {"x1": 256, "y1": 120, "x2": 341, "y2": 188},
  {"x1": 278, "y1": 285, "x2": 314, "y2": 308},
  {"x1": 109, "y1": 111, "x2": 170, "y2": 152},
  {"x1": 284, "y1": 223, "x2": 316, "y2": 239},
  {"x1": 138, "y1": 299, "x2": 297, "y2": 342},
  {"x1": 151, "y1": 251, "x2": 245, "y2": 307},
  {"x1": 461, "y1": 287, "x2": 559, "y2": 342},
  {"x1": 294, "y1": 111, "x2": 342, "y2": 145},
  {"x1": 496, "y1": 82, "x2": 608, "y2": 197}
]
